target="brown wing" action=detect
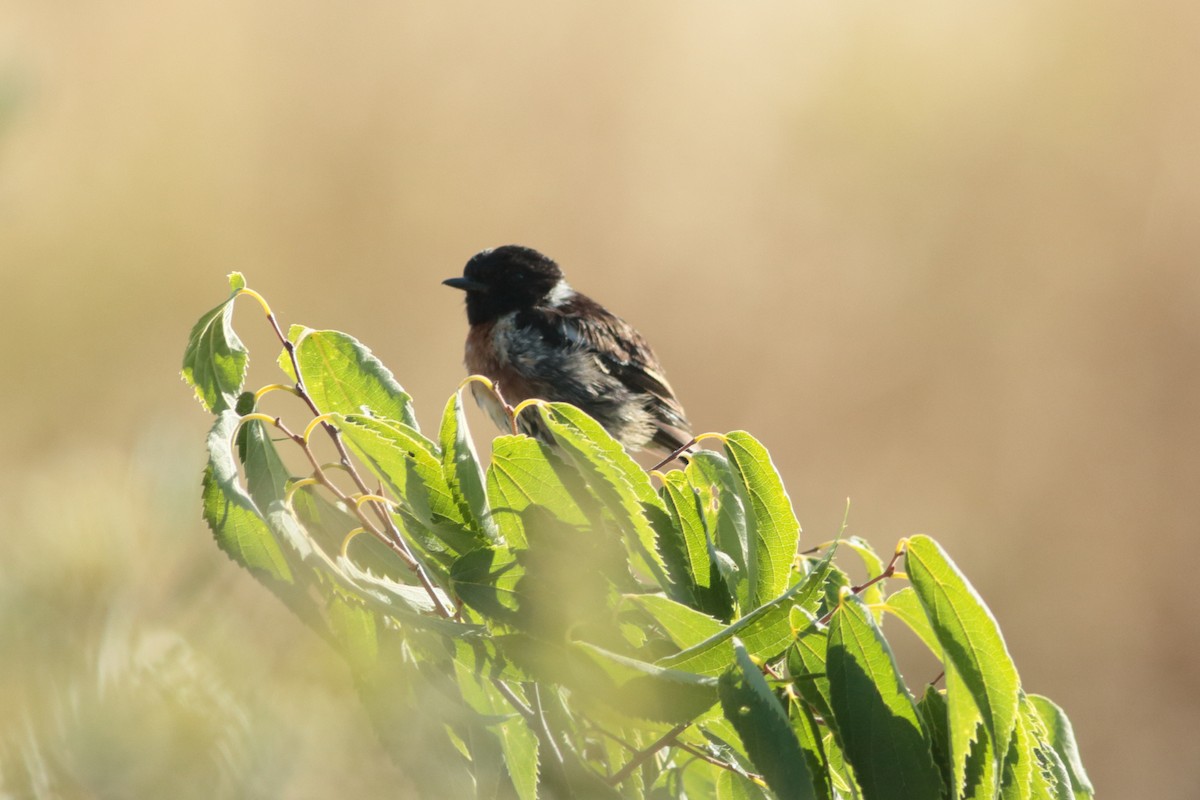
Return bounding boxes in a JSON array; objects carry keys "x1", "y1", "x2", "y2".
[{"x1": 547, "y1": 294, "x2": 692, "y2": 441}]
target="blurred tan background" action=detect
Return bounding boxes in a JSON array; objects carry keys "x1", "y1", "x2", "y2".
[{"x1": 2, "y1": 1, "x2": 1197, "y2": 796}]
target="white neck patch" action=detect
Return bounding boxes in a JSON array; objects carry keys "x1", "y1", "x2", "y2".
[{"x1": 545, "y1": 280, "x2": 574, "y2": 307}]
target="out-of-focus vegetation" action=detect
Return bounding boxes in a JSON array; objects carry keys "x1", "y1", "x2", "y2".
[
  {"x1": 2, "y1": 1, "x2": 1198, "y2": 796},
  {"x1": 0, "y1": 437, "x2": 412, "y2": 796}
]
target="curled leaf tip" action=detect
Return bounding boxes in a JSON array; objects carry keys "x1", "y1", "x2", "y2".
[
  {"x1": 511, "y1": 398, "x2": 546, "y2": 421},
  {"x1": 235, "y1": 286, "x2": 272, "y2": 317},
  {"x1": 302, "y1": 413, "x2": 336, "y2": 442},
  {"x1": 458, "y1": 374, "x2": 495, "y2": 392},
  {"x1": 340, "y1": 527, "x2": 366, "y2": 559},
  {"x1": 254, "y1": 383, "x2": 301, "y2": 402}
]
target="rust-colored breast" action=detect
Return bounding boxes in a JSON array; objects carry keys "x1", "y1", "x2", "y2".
[
  {"x1": 464, "y1": 320, "x2": 500, "y2": 375},
  {"x1": 464, "y1": 319, "x2": 537, "y2": 406}
]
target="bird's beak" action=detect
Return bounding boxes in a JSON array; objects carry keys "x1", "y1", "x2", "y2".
[{"x1": 443, "y1": 277, "x2": 488, "y2": 292}]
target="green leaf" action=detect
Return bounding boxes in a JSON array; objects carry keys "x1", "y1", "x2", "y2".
[
  {"x1": 233, "y1": 393, "x2": 292, "y2": 510},
  {"x1": 886, "y1": 592, "x2": 994, "y2": 798},
  {"x1": 453, "y1": 667, "x2": 539, "y2": 800},
  {"x1": 488, "y1": 634, "x2": 714, "y2": 725},
  {"x1": 696, "y1": 715, "x2": 758, "y2": 781},
  {"x1": 657, "y1": 546, "x2": 834, "y2": 677},
  {"x1": 487, "y1": 434, "x2": 592, "y2": 550},
  {"x1": 826, "y1": 591, "x2": 942, "y2": 800},
  {"x1": 202, "y1": 412, "x2": 293, "y2": 581},
  {"x1": 264, "y1": 499, "x2": 454, "y2": 622},
  {"x1": 917, "y1": 685, "x2": 953, "y2": 799},
  {"x1": 452, "y1": 505, "x2": 627, "y2": 641},
  {"x1": 291, "y1": 327, "x2": 419, "y2": 429},
  {"x1": 789, "y1": 695, "x2": 834, "y2": 800},
  {"x1": 573, "y1": 641, "x2": 719, "y2": 723},
  {"x1": 820, "y1": 731, "x2": 862, "y2": 799},
  {"x1": 880, "y1": 586, "x2": 939, "y2": 655},
  {"x1": 722, "y1": 431, "x2": 801, "y2": 607},
  {"x1": 718, "y1": 638, "x2": 819, "y2": 800},
  {"x1": 537, "y1": 403, "x2": 669, "y2": 585},
  {"x1": 209, "y1": 413, "x2": 457, "y2": 625},
  {"x1": 333, "y1": 413, "x2": 481, "y2": 559},
  {"x1": 658, "y1": 472, "x2": 708, "y2": 592},
  {"x1": 963, "y1": 727, "x2": 997, "y2": 800},
  {"x1": 659, "y1": 471, "x2": 736, "y2": 620},
  {"x1": 1001, "y1": 692, "x2": 1077, "y2": 800},
  {"x1": 181, "y1": 279, "x2": 248, "y2": 413},
  {"x1": 291, "y1": 478, "x2": 410, "y2": 584},
  {"x1": 1027, "y1": 695, "x2": 1093, "y2": 799},
  {"x1": 715, "y1": 770, "x2": 769, "y2": 799},
  {"x1": 949, "y1": 662, "x2": 990, "y2": 799},
  {"x1": 624, "y1": 594, "x2": 724, "y2": 650},
  {"x1": 327, "y1": 592, "x2": 380, "y2": 674},
  {"x1": 439, "y1": 389, "x2": 499, "y2": 542},
  {"x1": 906, "y1": 535, "x2": 1021, "y2": 781},
  {"x1": 999, "y1": 694, "x2": 1037, "y2": 800},
  {"x1": 839, "y1": 536, "x2": 887, "y2": 615},
  {"x1": 787, "y1": 627, "x2": 833, "y2": 728},
  {"x1": 451, "y1": 546, "x2": 525, "y2": 627},
  {"x1": 686, "y1": 452, "x2": 750, "y2": 611}
]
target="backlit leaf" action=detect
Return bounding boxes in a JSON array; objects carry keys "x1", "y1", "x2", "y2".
[
  {"x1": 439, "y1": 389, "x2": 499, "y2": 542},
  {"x1": 291, "y1": 327, "x2": 419, "y2": 428},
  {"x1": 718, "y1": 638, "x2": 818, "y2": 800},
  {"x1": 906, "y1": 535, "x2": 1020, "y2": 784},
  {"x1": 486, "y1": 434, "x2": 591, "y2": 550},
  {"x1": 538, "y1": 403, "x2": 669, "y2": 585},
  {"x1": 722, "y1": 432, "x2": 801, "y2": 608},
  {"x1": 202, "y1": 411, "x2": 292, "y2": 581},
  {"x1": 624, "y1": 593, "x2": 724, "y2": 650},
  {"x1": 826, "y1": 591, "x2": 942, "y2": 800},
  {"x1": 181, "y1": 276, "x2": 247, "y2": 413},
  {"x1": 1027, "y1": 694, "x2": 1092, "y2": 799},
  {"x1": 658, "y1": 547, "x2": 833, "y2": 677},
  {"x1": 333, "y1": 413, "x2": 481, "y2": 559}
]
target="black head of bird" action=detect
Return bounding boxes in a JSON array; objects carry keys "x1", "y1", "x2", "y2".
[{"x1": 444, "y1": 245, "x2": 692, "y2": 455}]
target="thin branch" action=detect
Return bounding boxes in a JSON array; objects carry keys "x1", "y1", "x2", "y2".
[
  {"x1": 490, "y1": 679, "x2": 535, "y2": 721},
  {"x1": 818, "y1": 545, "x2": 906, "y2": 626},
  {"x1": 673, "y1": 739, "x2": 764, "y2": 782},
  {"x1": 271, "y1": 416, "x2": 453, "y2": 618},
  {"x1": 607, "y1": 721, "x2": 690, "y2": 787},
  {"x1": 592, "y1": 724, "x2": 763, "y2": 782},
  {"x1": 530, "y1": 685, "x2": 565, "y2": 770},
  {"x1": 256, "y1": 307, "x2": 453, "y2": 618},
  {"x1": 650, "y1": 436, "x2": 698, "y2": 472}
]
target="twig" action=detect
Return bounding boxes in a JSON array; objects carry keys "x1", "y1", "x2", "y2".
[
  {"x1": 491, "y1": 679, "x2": 535, "y2": 721},
  {"x1": 650, "y1": 437, "x2": 698, "y2": 472},
  {"x1": 818, "y1": 545, "x2": 906, "y2": 626},
  {"x1": 673, "y1": 739, "x2": 764, "y2": 782},
  {"x1": 592, "y1": 724, "x2": 763, "y2": 782},
  {"x1": 266, "y1": 415, "x2": 453, "y2": 618},
  {"x1": 607, "y1": 721, "x2": 690, "y2": 787},
  {"x1": 249, "y1": 297, "x2": 453, "y2": 618}
]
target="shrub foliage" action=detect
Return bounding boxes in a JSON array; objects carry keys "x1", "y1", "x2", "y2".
[{"x1": 182, "y1": 274, "x2": 1093, "y2": 799}]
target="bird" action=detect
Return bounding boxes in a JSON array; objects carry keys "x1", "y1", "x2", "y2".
[{"x1": 443, "y1": 245, "x2": 692, "y2": 456}]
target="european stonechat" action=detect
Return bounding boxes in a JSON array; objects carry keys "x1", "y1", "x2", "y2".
[{"x1": 444, "y1": 245, "x2": 691, "y2": 455}]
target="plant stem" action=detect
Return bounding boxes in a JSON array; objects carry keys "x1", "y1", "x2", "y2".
[
  {"x1": 607, "y1": 721, "x2": 690, "y2": 787},
  {"x1": 259, "y1": 309, "x2": 452, "y2": 618},
  {"x1": 817, "y1": 545, "x2": 906, "y2": 626},
  {"x1": 271, "y1": 416, "x2": 452, "y2": 618}
]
